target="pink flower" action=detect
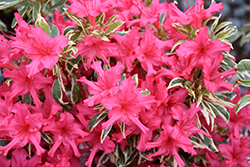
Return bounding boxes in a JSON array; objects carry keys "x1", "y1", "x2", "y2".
[
  {"x1": 127, "y1": 0, "x2": 166, "y2": 27},
  {"x1": 172, "y1": 103, "x2": 210, "y2": 137},
  {"x1": 3, "y1": 62, "x2": 53, "y2": 108},
  {"x1": 0, "y1": 102, "x2": 45, "y2": 156},
  {"x1": 137, "y1": 26, "x2": 173, "y2": 76},
  {"x1": 166, "y1": 0, "x2": 223, "y2": 29},
  {"x1": 11, "y1": 148, "x2": 42, "y2": 167},
  {"x1": 203, "y1": 62, "x2": 236, "y2": 93},
  {"x1": 197, "y1": 149, "x2": 222, "y2": 167},
  {"x1": 136, "y1": 110, "x2": 161, "y2": 151},
  {"x1": 12, "y1": 13, "x2": 69, "y2": 77},
  {"x1": 29, "y1": 86, "x2": 62, "y2": 125},
  {"x1": 0, "y1": 98, "x2": 14, "y2": 128},
  {"x1": 218, "y1": 135, "x2": 250, "y2": 167},
  {"x1": 146, "y1": 124, "x2": 196, "y2": 167},
  {"x1": 176, "y1": 27, "x2": 230, "y2": 68},
  {"x1": 114, "y1": 0, "x2": 141, "y2": 21},
  {"x1": 68, "y1": 0, "x2": 113, "y2": 18},
  {"x1": 112, "y1": 26, "x2": 141, "y2": 72},
  {"x1": 157, "y1": 55, "x2": 194, "y2": 80},
  {"x1": 0, "y1": 154, "x2": 10, "y2": 167},
  {"x1": 77, "y1": 61, "x2": 123, "y2": 106},
  {"x1": 75, "y1": 35, "x2": 118, "y2": 69},
  {"x1": 0, "y1": 35, "x2": 22, "y2": 67},
  {"x1": 101, "y1": 77, "x2": 156, "y2": 134},
  {"x1": 184, "y1": 0, "x2": 223, "y2": 28},
  {"x1": 43, "y1": 112, "x2": 88, "y2": 157},
  {"x1": 77, "y1": 124, "x2": 115, "y2": 167}
]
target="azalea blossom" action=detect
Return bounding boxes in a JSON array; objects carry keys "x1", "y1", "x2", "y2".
[
  {"x1": 137, "y1": 26, "x2": 173, "y2": 76},
  {"x1": 43, "y1": 112, "x2": 88, "y2": 157},
  {"x1": 112, "y1": 26, "x2": 141, "y2": 72},
  {"x1": 3, "y1": 62, "x2": 53, "y2": 108},
  {"x1": 218, "y1": 135, "x2": 250, "y2": 167},
  {"x1": 146, "y1": 124, "x2": 197, "y2": 167},
  {"x1": 0, "y1": 102, "x2": 45, "y2": 156},
  {"x1": 77, "y1": 61, "x2": 123, "y2": 106},
  {"x1": 176, "y1": 27, "x2": 230, "y2": 68},
  {"x1": 11, "y1": 13, "x2": 69, "y2": 77},
  {"x1": 101, "y1": 77, "x2": 156, "y2": 133},
  {"x1": 75, "y1": 35, "x2": 118, "y2": 69}
]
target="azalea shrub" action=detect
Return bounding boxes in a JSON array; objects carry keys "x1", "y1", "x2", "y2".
[{"x1": 1, "y1": 0, "x2": 250, "y2": 166}]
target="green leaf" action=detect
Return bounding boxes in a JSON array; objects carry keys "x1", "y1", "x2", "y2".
[
  {"x1": 71, "y1": 76, "x2": 81, "y2": 104},
  {"x1": 100, "y1": 125, "x2": 112, "y2": 144},
  {"x1": 145, "y1": 0, "x2": 153, "y2": 7},
  {"x1": 97, "y1": 152, "x2": 109, "y2": 167},
  {"x1": 211, "y1": 14, "x2": 221, "y2": 33},
  {"x1": 226, "y1": 29, "x2": 241, "y2": 43},
  {"x1": 88, "y1": 110, "x2": 108, "y2": 132},
  {"x1": 116, "y1": 146, "x2": 126, "y2": 166},
  {"x1": 0, "y1": 0, "x2": 24, "y2": 10},
  {"x1": 237, "y1": 59, "x2": 250, "y2": 74},
  {"x1": 66, "y1": 56, "x2": 81, "y2": 72},
  {"x1": 49, "y1": 24, "x2": 59, "y2": 38},
  {"x1": 123, "y1": 146, "x2": 131, "y2": 161},
  {"x1": 171, "y1": 40, "x2": 187, "y2": 52},
  {"x1": 11, "y1": 4, "x2": 29, "y2": 28},
  {"x1": 52, "y1": 78, "x2": 63, "y2": 104},
  {"x1": 0, "y1": 19, "x2": 7, "y2": 32},
  {"x1": 120, "y1": 122, "x2": 126, "y2": 139},
  {"x1": 140, "y1": 89, "x2": 151, "y2": 95},
  {"x1": 105, "y1": 20, "x2": 124, "y2": 35},
  {"x1": 35, "y1": 14, "x2": 50, "y2": 35},
  {"x1": 184, "y1": 81, "x2": 192, "y2": 86},
  {"x1": 159, "y1": 12, "x2": 166, "y2": 25},
  {"x1": 96, "y1": 13, "x2": 105, "y2": 27},
  {"x1": 132, "y1": 74, "x2": 138, "y2": 87},
  {"x1": 63, "y1": 26, "x2": 74, "y2": 36},
  {"x1": 138, "y1": 151, "x2": 151, "y2": 165},
  {"x1": 190, "y1": 136, "x2": 206, "y2": 149},
  {"x1": 32, "y1": 2, "x2": 41, "y2": 21},
  {"x1": 100, "y1": 35, "x2": 110, "y2": 42},
  {"x1": 116, "y1": 30, "x2": 129, "y2": 36},
  {"x1": 183, "y1": 24, "x2": 192, "y2": 32},
  {"x1": 200, "y1": 102, "x2": 210, "y2": 125},
  {"x1": 214, "y1": 21, "x2": 232, "y2": 34},
  {"x1": 209, "y1": 102, "x2": 229, "y2": 124},
  {"x1": 40, "y1": 131, "x2": 53, "y2": 144},
  {"x1": 214, "y1": 91, "x2": 237, "y2": 101},
  {"x1": 118, "y1": 73, "x2": 126, "y2": 86},
  {"x1": 93, "y1": 104, "x2": 104, "y2": 110},
  {"x1": 125, "y1": 149, "x2": 138, "y2": 166},
  {"x1": 191, "y1": 28, "x2": 199, "y2": 39},
  {"x1": 240, "y1": 32, "x2": 250, "y2": 46},
  {"x1": 238, "y1": 80, "x2": 250, "y2": 87},
  {"x1": 235, "y1": 95, "x2": 250, "y2": 114},
  {"x1": 51, "y1": 0, "x2": 66, "y2": 10},
  {"x1": 104, "y1": 14, "x2": 118, "y2": 27},
  {"x1": 220, "y1": 57, "x2": 236, "y2": 70},
  {"x1": 167, "y1": 77, "x2": 184, "y2": 89},
  {"x1": 65, "y1": 9, "x2": 86, "y2": 35},
  {"x1": 69, "y1": 30, "x2": 82, "y2": 41},
  {"x1": 221, "y1": 91, "x2": 237, "y2": 100},
  {"x1": 216, "y1": 28, "x2": 235, "y2": 39},
  {"x1": 198, "y1": 126, "x2": 219, "y2": 152}
]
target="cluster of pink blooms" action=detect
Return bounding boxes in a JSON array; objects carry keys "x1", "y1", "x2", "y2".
[{"x1": 0, "y1": 0, "x2": 249, "y2": 166}]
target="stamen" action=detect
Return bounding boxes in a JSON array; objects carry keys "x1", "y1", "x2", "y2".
[{"x1": 186, "y1": 0, "x2": 190, "y2": 8}]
